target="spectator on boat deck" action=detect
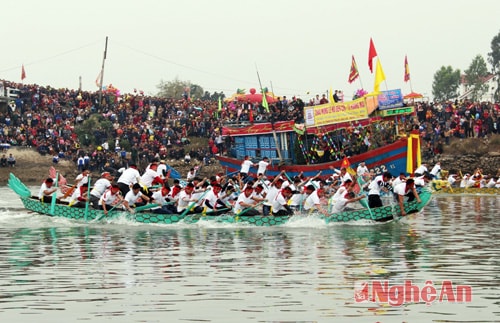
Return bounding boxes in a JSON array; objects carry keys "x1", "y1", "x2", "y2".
[
  {"x1": 68, "y1": 183, "x2": 89, "y2": 208},
  {"x1": 319, "y1": 94, "x2": 328, "y2": 105},
  {"x1": 331, "y1": 191, "x2": 365, "y2": 214},
  {"x1": 90, "y1": 172, "x2": 113, "y2": 208},
  {"x1": 303, "y1": 185, "x2": 328, "y2": 216},
  {"x1": 7, "y1": 153, "x2": 16, "y2": 167},
  {"x1": 240, "y1": 155, "x2": 256, "y2": 182},
  {"x1": 393, "y1": 179, "x2": 422, "y2": 217},
  {"x1": 39, "y1": 178, "x2": 58, "y2": 203},
  {"x1": 99, "y1": 184, "x2": 124, "y2": 215},
  {"x1": 257, "y1": 156, "x2": 270, "y2": 176},
  {"x1": 367, "y1": 172, "x2": 392, "y2": 208},
  {"x1": 233, "y1": 185, "x2": 260, "y2": 216}
]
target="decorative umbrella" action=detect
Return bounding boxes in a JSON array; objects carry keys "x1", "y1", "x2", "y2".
[
  {"x1": 403, "y1": 91, "x2": 423, "y2": 99},
  {"x1": 225, "y1": 88, "x2": 278, "y2": 104}
]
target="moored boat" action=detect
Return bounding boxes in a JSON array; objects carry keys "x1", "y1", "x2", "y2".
[{"x1": 217, "y1": 92, "x2": 421, "y2": 179}]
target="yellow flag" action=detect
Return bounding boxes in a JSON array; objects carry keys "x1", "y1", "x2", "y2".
[
  {"x1": 329, "y1": 87, "x2": 335, "y2": 103},
  {"x1": 373, "y1": 58, "x2": 386, "y2": 93}
]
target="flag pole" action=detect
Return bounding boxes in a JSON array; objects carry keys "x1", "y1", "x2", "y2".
[
  {"x1": 255, "y1": 64, "x2": 283, "y2": 163},
  {"x1": 98, "y1": 36, "x2": 108, "y2": 111}
]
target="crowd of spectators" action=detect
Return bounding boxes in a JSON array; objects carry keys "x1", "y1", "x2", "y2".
[
  {"x1": 412, "y1": 100, "x2": 500, "y2": 158},
  {"x1": 1, "y1": 78, "x2": 499, "y2": 173}
]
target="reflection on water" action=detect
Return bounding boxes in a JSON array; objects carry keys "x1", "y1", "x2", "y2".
[{"x1": 0, "y1": 192, "x2": 499, "y2": 322}]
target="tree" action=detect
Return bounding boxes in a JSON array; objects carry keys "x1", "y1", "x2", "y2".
[
  {"x1": 487, "y1": 29, "x2": 500, "y2": 101},
  {"x1": 156, "y1": 77, "x2": 204, "y2": 99},
  {"x1": 432, "y1": 66, "x2": 461, "y2": 101},
  {"x1": 464, "y1": 55, "x2": 489, "y2": 102}
]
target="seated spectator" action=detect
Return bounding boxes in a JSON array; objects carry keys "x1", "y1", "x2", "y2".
[
  {"x1": 0, "y1": 154, "x2": 7, "y2": 167},
  {"x1": 7, "y1": 153, "x2": 16, "y2": 167}
]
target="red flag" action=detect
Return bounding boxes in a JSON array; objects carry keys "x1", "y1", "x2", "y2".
[
  {"x1": 249, "y1": 108, "x2": 254, "y2": 123},
  {"x1": 341, "y1": 157, "x2": 350, "y2": 169},
  {"x1": 404, "y1": 55, "x2": 410, "y2": 82},
  {"x1": 21, "y1": 65, "x2": 26, "y2": 80},
  {"x1": 348, "y1": 55, "x2": 359, "y2": 83},
  {"x1": 368, "y1": 38, "x2": 378, "y2": 73}
]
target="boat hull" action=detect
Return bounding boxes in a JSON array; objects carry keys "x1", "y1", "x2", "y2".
[{"x1": 217, "y1": 137, "x2": 410, "y2": 178}]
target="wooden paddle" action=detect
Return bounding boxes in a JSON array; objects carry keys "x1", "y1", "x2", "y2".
[
  {"x1": 95, "y1": 200, "x2": 124, "y2": 222},
  {"x1": 180, "y1": 190, "x2": 210, "y2": 217},
  {"x1": 134, "y1": 203, "x2": 159, "y2": 212},
  {"x1": 49, "y1": 172, "x2": 59, "y2": 216},
  {"x1": 235, "y1": 200, "x2": 265, "y2": 217}
]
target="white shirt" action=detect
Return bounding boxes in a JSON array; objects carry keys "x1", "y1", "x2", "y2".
[
  {"x1": 204, "y1": 189, "x2": 223, "y2": 210},
  {"x1": 415, "y1": 164, "x2": 428, "y2": 175},
  {"x1": 430, "y1": 164, "x2": 441, "y2": 177},
  {"x1": 176, "y1": 190, "x2": 193, "y2": 213},
  {"x1": 140, "y1": 168, "x2": 159, "y2": 187},
  {"x1": 368, "y1": 175, "x2": 386, "y2": 196},
  {"x1": 264, "y1": 185, "x2": 280, "y2": 206},
  {"x1": 447, "y1": 175, "x2": 457, "y2": 186},
  {"x1": 124, "y1": 190, "x2": 142, "y2": 205},
  {"x1": 257, "y1": 160, "x2": 270, "y2": 175},
  {"x1": 75, "y1": 174, "x2": 89, "y2": 188},
  {"x1": 99, "y1": 190, "x2": 121, "y2": 206},
  {"x1": 331, "y1": 185, "x2": 348, "y2": 203},
  {"x1": 90, "y1": 178, "x2": 111, "y2": 198},
  {"x1": 271, "y1": 192, "x2": 288, "y2": 213},
  {"x1": 157, "y1": 164, "x2": 167, "y2": 179},
  {"x1": 240, "y1": 160, "x2": 253, "y2": 173},
  {"x1": 118, "y1": 167, "x2": 141, "y2": 185},
  {"x1": 393, "y1": 182, "x2": 410, "y2": 196},
  {"x1": 392, "y1": 176, "x2": 406, "y2": 188},
  {"x1": 331, "y1": 195, "x2": 350, "y2": 213},
  {"x1": 486, "y1": 178, "x2": 496, "y2": 188},
  {"x1": 39, "y1": 182, "x2": 55, "y2": 199},
  {"x1": 356, "y1": 164, "x2": 369, "y2": 177},
  {"x1": 152, "y1": 190, "x2": 171, "y2": 206},
  {"x1": 303, "y1": 191, "x2": 321, "y2": 211},
  {"x1": 234, "y1": 192, "x2": 255, "y2": 214}
]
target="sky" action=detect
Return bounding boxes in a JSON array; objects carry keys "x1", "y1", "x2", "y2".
[{"x1": 1, "y1": 0, "x2": 499, "y2": 102}]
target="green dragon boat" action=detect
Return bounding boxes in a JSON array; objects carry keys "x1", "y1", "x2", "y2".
[{"x1": 8, "y1": 173, "x2": 432, "y2": 226}]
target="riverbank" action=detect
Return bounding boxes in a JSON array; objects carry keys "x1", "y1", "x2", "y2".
[
  {"x1": 0, "y1": 146, "x2": 226, "y2": 186},
  {"x1": 2, "y1": 135, "x2": 500, "y2": 186}
]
